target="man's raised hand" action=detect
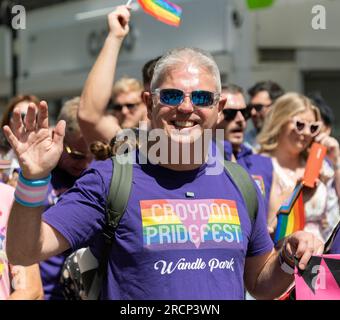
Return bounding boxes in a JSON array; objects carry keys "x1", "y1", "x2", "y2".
[{"x1": 108, "y1": 5, "x2": 131, "y2": 40}]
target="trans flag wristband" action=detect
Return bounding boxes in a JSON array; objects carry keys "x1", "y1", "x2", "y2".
[{"x1": 14, "y1": 171, "x2": 51, "y2": 207}]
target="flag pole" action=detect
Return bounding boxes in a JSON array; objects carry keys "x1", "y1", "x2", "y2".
[{"x1": 126, "y1": 0, "x2": 133, "y2": 6}]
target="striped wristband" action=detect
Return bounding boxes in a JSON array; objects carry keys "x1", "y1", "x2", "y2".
[{"x1": 15, "y1": 172, "x2": 51, "y2": 207}]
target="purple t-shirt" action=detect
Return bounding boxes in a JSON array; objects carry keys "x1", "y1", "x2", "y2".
[
  {"x1": 224, "y1": 141, "x2": 273, "y2": 215},
  {"x1": 43, "y1": 153, "x2": 273, "y2": 300},
  {"x1": 40, "y1": 167, "x2": 77, "y2": 300},
  {"x1": 330, "y1": 225, "x2": 340, "y2": 254}
]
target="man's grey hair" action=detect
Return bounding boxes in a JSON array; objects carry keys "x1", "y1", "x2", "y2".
[{"x1": 150, "y1": 47, "x2": 222, "y2": 93}]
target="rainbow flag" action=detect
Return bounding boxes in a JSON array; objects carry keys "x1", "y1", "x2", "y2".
[
  {"x1": 137, "y1": 0, "x2": 182, "y2": 27},
  {"x1": 274, "y1": 183, "x2": 305, "y2": 244}
]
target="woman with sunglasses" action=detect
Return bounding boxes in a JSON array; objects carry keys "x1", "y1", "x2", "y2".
[{"x1": 258, "y1": 93, "x2": 339, "y2": 242}]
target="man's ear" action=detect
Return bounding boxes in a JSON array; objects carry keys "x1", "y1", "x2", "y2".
[
  {"x1": 142, "y1": 91, "x2": 153, "y2": 120},
  {"x1": 217, "y1": 94, "x2": 227, "y2": 114}
]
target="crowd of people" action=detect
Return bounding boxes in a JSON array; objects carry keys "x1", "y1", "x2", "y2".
[{"x1": 0, "y1": 5, "x2": 339, "y2": 300}]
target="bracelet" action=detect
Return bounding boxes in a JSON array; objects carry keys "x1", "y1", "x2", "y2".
[
  {"x1": 278, "y1": 244, "x2": 295, "y2": 275},
  {"x1": 14, "y1": 171, "x2": 51, "y2": 207},
  {"x1": 278, "y1": 251, "x2": 295, "y2": 275}
]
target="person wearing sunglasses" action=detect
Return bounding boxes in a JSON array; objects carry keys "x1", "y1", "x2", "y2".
[
  {"x1": 38, "y1": 97, "x2": 93, "y2": 300},
  {"x1": 215, "y1": 84, "x2": 274, "y2": 216},
  {"x1": 4, "y1": 9, "x2": 324, "y2": 301},
  {"x1": 258, "y1": 93, "x2": 339, "y2": 242},
  {"x1": 110, "y1": 78, "x2": 148, "y2": 130},
  {"x1": 245, "y1": 81, "x2": 284, "y2": 150}
]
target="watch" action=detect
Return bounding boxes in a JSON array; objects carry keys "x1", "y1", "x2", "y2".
[
  {"x1": 278, "y1": 247, "x2": 295, "y2": 275},
  {"x1": 279, "y1": 256, "x2": 295, "y2": 275}
]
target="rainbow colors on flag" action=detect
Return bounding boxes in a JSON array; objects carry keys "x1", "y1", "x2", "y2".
[
  {"x1": 137, "y1": 0, "x2": 182, "y2": 27},
  {"x1": 274, "y1": 183, "x2": 305, "y2": 245}
]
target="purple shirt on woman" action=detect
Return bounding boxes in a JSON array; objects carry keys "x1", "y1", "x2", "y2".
[{"x1": 43, "y1": 152, "x2": 273, "y2": 300}]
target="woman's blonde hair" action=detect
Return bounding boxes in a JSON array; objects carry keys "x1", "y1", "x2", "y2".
[{"x1": 258, "y1": 92, "x2": 321, "y2": 154}]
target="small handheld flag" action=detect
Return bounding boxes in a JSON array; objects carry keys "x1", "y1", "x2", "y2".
[
  {"x1": 274, "y1": 182, "x2": 305, "y2": 245},
  {"x1": 273, "y1": 142, "x2": 327, "y2": 244},
  {"x1": 137, "y1": 0, "x2": 182, "y2": 27}
]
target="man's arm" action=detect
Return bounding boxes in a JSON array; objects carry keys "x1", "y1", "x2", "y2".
[
  {"x1": 7, "y1": 264, "x2": 44, "y2": 300},
  {"x1": 78, "y1": 5, "x2": 131, "y2": 144},
  {"x1": 244, "y1": 231, "x2": 324, "y2": 300},
  {"x1": 244, "y1": 249, "x2": 293, "y2": 299},
  {"x1": 6, "y1": 203, "x2": 70, "y2": 266}
]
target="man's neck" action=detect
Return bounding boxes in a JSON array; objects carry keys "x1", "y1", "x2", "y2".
[
  {"x1": 232, "y1": 144, "x2": 242, "y2": 157},
  {"x1": 142, "y1": 138, "x2": 209, "y2": 172}
]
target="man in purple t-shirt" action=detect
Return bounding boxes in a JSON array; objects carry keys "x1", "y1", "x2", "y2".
[
  {"x1": 215, "y1": 84, "x2": 273, "y2": 214},
  {"x1": 4, "y1": 5, "x2": 324, "y2": 301}
]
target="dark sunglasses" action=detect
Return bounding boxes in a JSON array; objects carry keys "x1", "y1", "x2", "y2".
[
  {"x1": 247, "y1": 103, "x2": 271, "y2": 113},
  {"x1": 223, "y1": 108, "x2": 251, "y2": 121},
  {"x1": 153, "y1": 88, "x2": 220, "y2": 108},
  {"x1": 112, "y1": 103, "x2": 138, "y2": 111},
  {"x1": 292, "y1": 118, "x2": 322, "y2": 137},
  {"x1": 64, "y1": 145, "x2": 88, "y2": 160}
]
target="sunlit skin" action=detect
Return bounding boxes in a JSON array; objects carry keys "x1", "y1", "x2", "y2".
[
  {"x1": 250, "y1": 90, "x2": 272, "y2": 131},
  {"x1": 216, "y1": 92, "x2": 247, "y2": 153},
  {"x1": 147, "y1": 65, "x2": 224, "y2": 145},
  {"x1": 142, "y1": 64, "x2": 225, "y2": 171},
  {"x1": 276, "y1": 109, "x2": 316, "y2": 157},
  {"x1": 113, "y1": 91, "x2": 147, "y2": 129},
  {"x1": 10, "y1": 101, "x2": 38, "y2": 131}
]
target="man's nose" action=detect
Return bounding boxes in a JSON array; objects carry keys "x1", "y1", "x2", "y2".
[
  {"x1": 250, "y1": 107, "x2": 257, "y2": 116},
  {"x1": 121, "y1": 106, "x2": 130, "y2": 115},
  {"x1": 177, "y1": 96, "x2": 194, "y2": 114},
  {"x1": 235, "y1": 111, "x2": 246, "y2": 122}
]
